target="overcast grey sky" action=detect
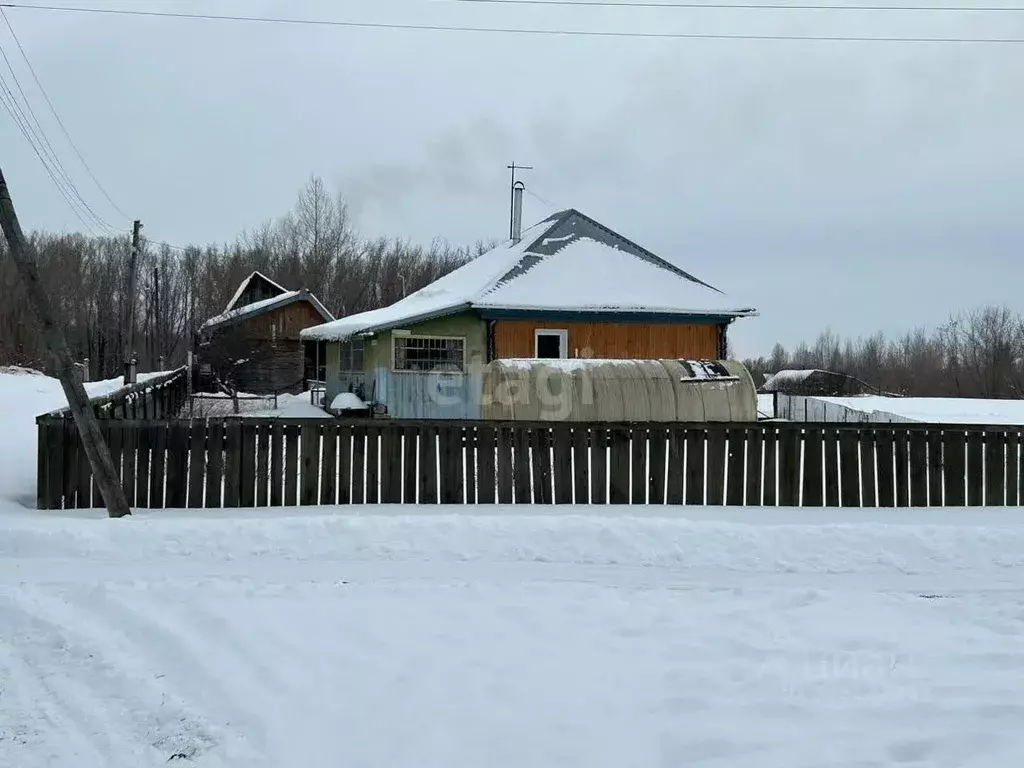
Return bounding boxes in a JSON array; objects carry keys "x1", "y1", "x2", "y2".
[{"x1": 1, "y1": 0, "x2": 1022, "y2": 356}]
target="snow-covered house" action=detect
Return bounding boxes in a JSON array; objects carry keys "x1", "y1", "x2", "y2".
[
  {"x1": 197, "y1": 272, "x2": 334, "y2": 395},
  {"x1": 301, "y1": 209, "x2": 756, "y2": 418}
]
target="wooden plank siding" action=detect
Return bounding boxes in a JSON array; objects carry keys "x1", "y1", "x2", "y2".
[
  {"x1": 492, "y1": 320, "x2": 720, "y2": 360},
  {"x1": 236, "y1": 301, "x2": 325, "y2": 341}
]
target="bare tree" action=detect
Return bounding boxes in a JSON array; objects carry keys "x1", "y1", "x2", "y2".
[{"x1": 748, "y1": 305, "x2": 1024, "y2": 398}]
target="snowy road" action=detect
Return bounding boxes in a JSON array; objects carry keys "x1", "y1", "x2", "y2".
[{"x1": 3, "y1": 507, "x2": 1024, "y2": 767}]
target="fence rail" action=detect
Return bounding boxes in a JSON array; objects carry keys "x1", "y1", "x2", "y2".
[
  {"x1": 34, "y1": 418, "x2": 1024, "y2": 510},
  {"x1": 39, "y1": 367, "x2": 189, "y2": 422}
]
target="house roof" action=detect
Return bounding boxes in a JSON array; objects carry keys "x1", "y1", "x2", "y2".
[
  {"x1": 224, "y1": 271, "x2": 289, "y2": 313},
  {"x1": 301, "y1": 209, "x2": 757, "y2": 342},
  {"x1": 201, "y1": 288, "x2": 334, "y2": 333}
]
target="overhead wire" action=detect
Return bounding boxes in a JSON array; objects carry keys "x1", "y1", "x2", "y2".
[
  {"x1": 452, "y1": 0, "x2": 1024, "y2": 11},
  {"x1": 0, "y1": 58, "x2": 101, "y2": 233},
  {"x1": 147, "y1": 240, "x2": 191, "y2": 253},
  {"x1": 0, "y1": 6, "x2": 130, "y2": 222},
  {"x1": 0, "y1": 15, "x2": 119, "y2": 232},
  {"x1": 523, "y1": 186, "x2": 561, "y2": 214},
  {"x1": 2, "y1": 2, "x2": 1024, "y2": 43}
]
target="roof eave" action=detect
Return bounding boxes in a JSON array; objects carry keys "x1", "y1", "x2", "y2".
[
  {"x1": 301, "y1": 302, "x2": 472, "y2": 342},
  {"x1": 474, "y1": 304, "x2": 758, "y2": 321},
  {"x1": 203, "y1": 291, "x2": 332, "y2": 334}
]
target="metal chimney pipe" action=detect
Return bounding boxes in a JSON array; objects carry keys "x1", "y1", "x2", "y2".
[{"x1": 511, "y1": 181, "x2": 525, "y2": 244}]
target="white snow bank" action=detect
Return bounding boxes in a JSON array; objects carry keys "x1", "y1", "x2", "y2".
[
  {"x1": 0, "y1": 365, "x2": 44, "y2": 376},
  {"x1": 0, "y1": 370, "x2": 164, "y2": 508},
  {"x1": 248, "y1": 393, "x2": 332, "y2": 419},
  {"x1": 821, "y1": 395, "x2": 1024, "y2": 425},
  {"x1": 4, "y1": 506, "x2": 1024, "y2": 578},
  {"x1": 758, "y1": 393, "x2": 776, "y2": 419},
  {"x1": 3, "y1": 507, "x2": 1024, "y2": 767}
]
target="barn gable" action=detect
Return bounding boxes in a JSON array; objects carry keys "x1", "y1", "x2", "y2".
[{"x1": 224, "y1": 271, "x2": 289, "y2": 313}]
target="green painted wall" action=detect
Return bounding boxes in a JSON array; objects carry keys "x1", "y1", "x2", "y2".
[
  {"x1": 326, "y1": 339, "x2": 340, "y2": 372},
  {"x1": 322, "y1": 311, "x2": 487, "y2": 404},
  {"x1": 364, "y1": 311, "x2": 487, "y2": 371}
]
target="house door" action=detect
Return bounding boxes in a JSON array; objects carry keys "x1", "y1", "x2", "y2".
[{"x1": 535, "y1": 329, "x2": 568, "y2": 359}]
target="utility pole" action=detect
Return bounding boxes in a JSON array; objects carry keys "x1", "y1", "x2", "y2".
[
  {"x1": 0, "y1": 168, "x2": 131, "y2": 518},
  {"x1": 124, "y1": 219, "x2": 142, "y2": 385},
  {"x1": 507, "y1": 161, "x2": 533, "y2": 240},
  {"x1": 153, "y1": 266, "x2": 161, "y2": 368}
]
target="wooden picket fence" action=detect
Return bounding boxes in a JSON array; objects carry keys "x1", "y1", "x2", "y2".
[
  {"x1": 39, "y1": 367, "x2": 190, "y2": 421},
  {"x1": 34, "y1": 417, "x2": 1024, "y2": 510}
]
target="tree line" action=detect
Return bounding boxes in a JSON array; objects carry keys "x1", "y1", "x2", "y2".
[
  {"x1": 0, "y1": 176, "x2": 493, "y2": 380},
  {"x1": 743, "y1": 305, "x2": 1024, "y2": 399}
]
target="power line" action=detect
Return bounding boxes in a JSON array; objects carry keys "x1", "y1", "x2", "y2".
[
  {"x1": 3, "y1": 3, "x2": 1024, "y2": 44},
  {"x1": 0, "y1": 39, "x2": 110, "y2": 231},
  {"x1": 0, "y1": 21, "x2": 118, "y2": 232},
  {"x1": 0, "y1": 7, "x2": 130, "y2": 222},
  {"x1": 0, "y1": 60, "x2": 101, "y2": 233},
  {"x1": 454, "y1": 0, "x2": 1024, "y2": 10},
  {"x1": 524, "y1": 186, "x2": 560, "y2": 212},
  {"x1": 148, "y1": 240, "x2": 190, "y2": 253}
]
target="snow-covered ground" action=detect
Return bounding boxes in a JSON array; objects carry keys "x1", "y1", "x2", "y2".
[
  {"x1": 777, "y1": 392, "x2": 1024, "y2": 425},
  {"x1": 0, "y1": 368, "x2": 165, "y2": 508},
  {"x1": 186, "y1": 392, "x2": 329, "y2": 420},
  {"x1": 4, "y1": 505, "x2": 1024, "y2": 767},
  {"x1": 5, "y1": 370, "x2": 1024, "y2": 766},
  {"x1": 820, "y1": 395, "x2": 1024, "y2": 425}
]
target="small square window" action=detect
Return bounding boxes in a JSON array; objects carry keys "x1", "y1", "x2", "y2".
[
  {"x1": 535, "y1": 329, "x2": 568, "y2": 359},
  {"x1": 339, "y1": 339, "x2": 365, "y2": 372}
]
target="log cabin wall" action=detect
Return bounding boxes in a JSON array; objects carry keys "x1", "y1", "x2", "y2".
[
  {"x1": 201, "y1": 301, "x2": 327, "y2": 395},
  {"x1": 492, "y1": 320, "x2": 721, "y2": 360}
]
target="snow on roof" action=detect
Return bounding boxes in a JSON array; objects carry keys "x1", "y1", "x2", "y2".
[
  {"x1": 224, "y1": 271, "x2": 288, "y2": 313},
  {"x1": 202, "y1": 289, "x2": 334, "y2": 332},
  {"x1": 494, "y1": 358, "x2": 649, "y2": 372},
  {"x1": 302, "y1": 209, "x2": 756, "y2": 342},
  {"x1": 475, "y1": 237, "x2": 746, "y2": 315},
  {"x1": 762, "y1": 370, "x2": 818, "y2": 388},
  {"x1": 302, "y1": 216, "x2": 558, "y2": 342}
]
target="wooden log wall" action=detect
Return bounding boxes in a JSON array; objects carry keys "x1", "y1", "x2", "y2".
[{"x1": 35, "y1": 419, "x2": 1024, "y2": 510}]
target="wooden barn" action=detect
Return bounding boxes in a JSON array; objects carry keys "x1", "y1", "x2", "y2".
[
  {"x1": 197, "y1": 272, "x2": 334, "y2": 395},
  {"x1": 301, "y1": 208, "x2": 757, "y2": 418}
]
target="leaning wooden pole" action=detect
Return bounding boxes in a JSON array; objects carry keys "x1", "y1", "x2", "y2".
[{"x1": 0, "y1": 168, "x2": 131, "y2": 518}]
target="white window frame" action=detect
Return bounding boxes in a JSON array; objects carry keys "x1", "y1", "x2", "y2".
[
  {"x1": 392, "y1": 333, "x2": 467, "y2": 374},
  {"x1": 534, "y1": 328, "x2": 569, "y2": 359}
]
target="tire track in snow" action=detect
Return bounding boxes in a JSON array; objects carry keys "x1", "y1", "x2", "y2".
[
  {"x1": 171, "y1": 585, "x2": 293, "y2": 700},
  {"x1": 0, "y1": 632, "x2": 106, "y2": 768},
  {"x1": 97, "y1": 583, "x2": 286, "y2": 759},
  {"x1": 0, "y1": 585, "x2": 256, "y2": 766},
  {"x1": 0, "y1": 590, "x2": 142, "y2": 767}
]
